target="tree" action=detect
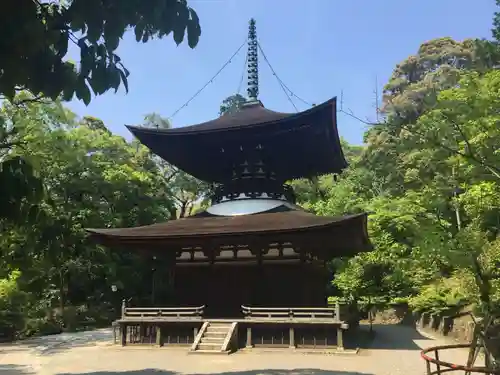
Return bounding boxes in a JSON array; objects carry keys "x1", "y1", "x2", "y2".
[
  {"x1": 301, "y1": 38, "x2": 500, "y2": 318},
  {"x1": 0, "y1": 0, "x2": 201, "y2": 104},
  {"x1": 219, "y1": 94, "x2": 247, "y2": 116},
  {"x1": 143, "y1": 113, "x2": 172, "y2": 129},
  {"x1": 140, "y1": 113, "x2": 212, "y2": 218},
  {"x1": 382, "y1": 38, "x2": 497, "y2": 127},
  {"x1": 80, "y1": 116, "x2": 109, "y2": 133},
  {"x1": 492, "y1": 0, "x2": 500, "y2": 42},
  {"x1": 0, "y1": 98, "x2": 173, "y2": 332}
]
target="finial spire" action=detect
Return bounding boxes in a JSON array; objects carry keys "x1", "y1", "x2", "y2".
[{"x1": 247, "y1": 19, "x2": 259, "y2": 100}]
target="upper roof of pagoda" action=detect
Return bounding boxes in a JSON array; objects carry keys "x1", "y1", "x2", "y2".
[{"x1": 126, "y1": 97, "x2": 347, "y2": 184}]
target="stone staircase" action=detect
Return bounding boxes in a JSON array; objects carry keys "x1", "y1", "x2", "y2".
[{"x1": 190, "y1": 321, "x2": 237, "y2": 354}]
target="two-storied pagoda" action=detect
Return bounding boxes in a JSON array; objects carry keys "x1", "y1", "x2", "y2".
[{"x1": 87, "y1": 19, "x2": 371, "y2": 353}]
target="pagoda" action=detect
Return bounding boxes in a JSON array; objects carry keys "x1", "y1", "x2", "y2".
[{"x1": 86, "y1": 19, "x2": 372, "y2": 352}]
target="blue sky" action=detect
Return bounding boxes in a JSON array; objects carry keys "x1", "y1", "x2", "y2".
[{"x1": 66, "y1": 0, "x2": 497, "y2": 145}]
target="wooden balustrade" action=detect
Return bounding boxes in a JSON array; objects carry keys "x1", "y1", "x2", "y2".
[
  {"x1": 116, "y1": 302, "x2": 352, "y2": 351},
  {"x1": 241, "y1": 303, "x2": 342, "y2": 321},
  {"x1": 121, "y1": 301, "x2": 205, "y2": 320}
]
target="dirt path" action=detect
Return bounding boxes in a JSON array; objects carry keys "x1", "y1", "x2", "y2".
[{"x1": 0, "y1": 325, "x2": 479, "y2": 375}]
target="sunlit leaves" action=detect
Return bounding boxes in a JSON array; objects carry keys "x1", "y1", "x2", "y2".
[
  {"x1": 297, "y1": 38, "x2": 500, "y2": 314},
  {"x1": 0, "y1": 98, "x2": 177, "y2": 335}
]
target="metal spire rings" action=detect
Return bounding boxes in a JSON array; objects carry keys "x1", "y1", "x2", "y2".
[{"x1": 247, "y1": 18, "x2": 259, "y2": 100}]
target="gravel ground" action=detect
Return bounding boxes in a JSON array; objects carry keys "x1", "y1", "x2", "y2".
[{"x1": 0, "y1": 325, "x2": 480, "y2": 375}]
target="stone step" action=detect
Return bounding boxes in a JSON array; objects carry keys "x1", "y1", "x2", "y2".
[
  {"x1": 198, "y1": 342, "x2": 223, "y2": 351},
  {"x1": 188, "y1": 349, "x2": 230, "y2": 355},
  {"x1": 205, "y1": 328, "x2": 230, "y2": 334},
  {"x1": 203, "y1": 331, "x2": 229, "y2": 337},
  {"x1": 206, "y1": 324, "x2": 232, "y2": 329},
  {"x1": 200, "y1": 336, "x2": 225, "y2": 343}
]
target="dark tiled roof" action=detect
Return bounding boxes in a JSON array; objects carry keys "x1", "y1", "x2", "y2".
[
  {"x1": 86, "y1": 209, "x2": 371, "y2": 258},
  {"x1": 126, "y1": 100, "x2": 321, "y2": 135},
  {"x1": 124, "y1": 97, "x2": 347, "y2": 183},
  {"x1": 87, "y1": 210, "x2": 365, "y2": 238}
]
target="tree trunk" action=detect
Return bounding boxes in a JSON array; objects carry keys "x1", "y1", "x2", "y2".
[
  {"x1": 179, "y1": 201, "x2": 188, "y2": 218},
  {"x1": 59, "y1": 270, "x2": 66, "y2": 327}
]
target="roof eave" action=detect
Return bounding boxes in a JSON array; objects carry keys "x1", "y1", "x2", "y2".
[{"x1": 125, "y1": 97, "x2": 337, "y2": 137}]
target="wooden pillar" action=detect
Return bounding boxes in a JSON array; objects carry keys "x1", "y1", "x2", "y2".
[
  {"x1": 335, "y1": 302, "x2": 341, "y2": 321},
  {"x1": 121, "y1": 323, "x2": 127, "y2": 346},
  {"x1": 194, "y1": 326, "x2": 198, "y2": 338},
  {"x1": 336, "y1": 327, "x2": 344, "y2": 351},
  {"x1": 113, "y1": 324, "x2": 117, "y2": 344},
  {"x1": 121, "y1": 299, "x2": 126, "y2": 319},
  {"x1": 289, "y1": 327, "x2": 295, "y2": 348},
  {"x1": 156, "y1": 325, "x2": 162, "y2": 346},
  {"x1": 139, "y1": 323, "x2": 146, "y2": 343},
  {"x1": 246, "y1": 327, "x2": 253, "y2": 348}
]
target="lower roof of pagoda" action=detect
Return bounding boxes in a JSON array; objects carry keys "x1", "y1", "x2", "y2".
[{"x1": 85, "y1": 205, "x2": 372, "y2": 259}]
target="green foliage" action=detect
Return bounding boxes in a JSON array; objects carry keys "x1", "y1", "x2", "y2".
[
  {"x1": 0, "y1": 96, "x2": 183, "y2": 339},
  {"x1": 140, "y1": 113, "x2": 212, "y2": 218},
  {"x1": 408, "y1": 275, "x2": 470, "y2": 315},
  {"x1": 0, "y1": 0, "x2": 201, "y2": 104},
  {"x1": 219, "y1": 94, "x2": 248, "y2": 116},
  {"x1": 293, "y1": 37, "x2": 500, "y2": 316},
  {"x1": 0, "y1": 271, "x2": 28, "y2": 340},
  {"x1": 1, "y1": 19, "x2": 500, "y2": 342},
  {"x1": 492, "y1": 0, "x2": 500, "y2": 43}
]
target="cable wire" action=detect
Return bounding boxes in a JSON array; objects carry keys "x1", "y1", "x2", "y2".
[
  {"x1": 278, "y1": 80, "x2": 313, "y2": 107},
  {"x1": 257, "y1": 41, "x2": 299, "y2": 112},
  {"x1": 237, "y1": 53, "x2": 248, "y2": 95},
  {"x1": 168, "y1": 40, "x2": 247, "y2": 120}
]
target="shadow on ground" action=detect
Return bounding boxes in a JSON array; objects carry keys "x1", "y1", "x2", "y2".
[
  {"x1": 0, "y1": 364, "x2": 35, "y2": 375},
  {"x1": 345, "y1": 324, "x2": 432, "y2": 351},
  {"x1": 45, "y1": 324, "x2": 430, "y2": 355},
  {"x1": 2, "y1": 324, "x2": 434, "y2": 358},
  {"x1": 58, "y1": 370, "x2": 374, "y2": 375},
  {"x1": 0, "y1": 329, "x2": 113, "y2": 356}
]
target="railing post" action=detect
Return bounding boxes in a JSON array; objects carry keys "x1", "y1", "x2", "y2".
[
  {"x1": 425, "y1": 358, "x2": 431, "y2": 375},
  {"x1": 121, "y1": 323, "x2": 127, "y2": 346},
  {"x1": 156, "y1": 325, "x2": 162, "y2": 347},
  {"x1": 336, "y1": 326, "x2": 344, "y2": 351},
  {"x1": 434, "y1": 349, "x2": 441, "y2": 374},
  {"x1": 121, "y1": 299, "x2": 126, "y2": 319},
  {"x1": 289, "y1": 327, "x2": 295, "y2": 349},
  {"x1": 246, "y1": 327, "x2": 253, "y2": 348}
]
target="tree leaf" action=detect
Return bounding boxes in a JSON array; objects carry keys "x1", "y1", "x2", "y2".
[
  {"x1": 108, "y1": 65, "x2": 121, "y2": 93},
  {"x1": 186, "y1": 9, "x2": 201, "y2": 49},
  {"x1": 119, "y1": 69, "x2": 129, "y2": 93},
  {"x1": 107, "y1": 36, "x2": 120, "y2": 51},
  {"x1": 56, "y1": 32, "x2": 69, "y2": 57},
  {"x1": 134, "y1": 20, "x2": 145, "y2": 42},
  {"x1": 76, "y1": 78, "x2": 91, "y2": 105}
]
